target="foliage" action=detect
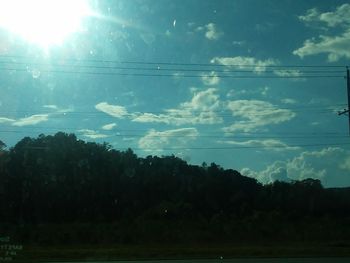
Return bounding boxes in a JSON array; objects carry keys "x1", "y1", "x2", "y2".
[{"x1": 0, "y1": 132, "x2": 350, "y2": 245}]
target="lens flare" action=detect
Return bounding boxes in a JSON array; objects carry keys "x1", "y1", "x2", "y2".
[{"x1": 0, "y1": 0, "x2": 91, "y2": 48}]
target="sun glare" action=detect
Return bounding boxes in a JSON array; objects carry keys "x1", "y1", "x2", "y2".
[{"x1": 0, "y1": 0, "x2": 91, "y2": 48}]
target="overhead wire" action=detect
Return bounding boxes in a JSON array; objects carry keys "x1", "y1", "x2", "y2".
[
  {"x1": 0, "y1": 67, "x2": 344, "y2": 79},
  {"x1": 0, "y1": 55, "x2": 347, "y2": 79},
  {"x1": 0, "y1": 126, "x2": 347, "y2": 135},
  {"x1": 20, "y1": 142, "x2": 350, "y2": 151},
  {"x1": 0, "y1": 60, "x2": 345, "y2": 74},
  {"x1": 0, "y1": 128, "x2": 348, "y2": 140},
  {"x1": 0, "y1": 54, "x2": 347, "y2": 68}
]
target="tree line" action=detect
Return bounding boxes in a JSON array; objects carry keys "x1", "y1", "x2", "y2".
[{"x1": 0, "y1": 132, "x2": 350, "y2": 245}]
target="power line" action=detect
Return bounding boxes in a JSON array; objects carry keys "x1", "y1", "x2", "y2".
[
  {"x1": 0, "y1": 61, "x2": 345, "y2": 74},
  {"x1": 20, "y1": 142, "x2": 350, "y2": 151},
  {"x1": 0, "y1": 127, "x2": 346, "y2": 135},
  {"x1": 0, "y1": 110, "x2": 341, "y2": 119},
  {"x1": 0, "y1": 129, "x2": 348, "y2": 140},
  {"x1": 0, "y1": 104, "x2": 345, "y2": 115},
  {"x1": 0, "y1": 54, "x2": 347, "y2": 68},
  {"x1": 0, "y1": 67, "x2": 344, "y2": 79},
  {"x1": 131, "y1": 142, "x2": 350, "y2": 150}
]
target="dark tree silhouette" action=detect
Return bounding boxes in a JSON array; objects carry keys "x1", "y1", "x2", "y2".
[{"x1": 1, "y1": 132, "x2": 350, "y2": 245}]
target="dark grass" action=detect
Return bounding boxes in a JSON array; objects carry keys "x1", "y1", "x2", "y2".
[{"x1": 13, "y1": 242, "x2": 350, "y2": 262}]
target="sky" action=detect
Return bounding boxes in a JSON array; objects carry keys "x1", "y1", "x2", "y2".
[{"x1": 0, "y1": 0, "x2": 350, "y2": 187}]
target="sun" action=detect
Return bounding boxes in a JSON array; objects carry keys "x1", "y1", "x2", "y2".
[{"x1": 0, "y1": 0, "x2": 92, "y2": 48}]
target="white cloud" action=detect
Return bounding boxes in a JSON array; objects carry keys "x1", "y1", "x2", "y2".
[
  {"x1": 226, "y1": 86, "x2": 270, "y2": 98},
  {"x1": 211, "y1": 56, "x2": 278, "y2": 73},
  {"x1": 218, "y1": 139, "x2": 300, "y2": 151},
  {"x1": 205, "y1": 23, "x2": 223, "y2": 40},
  {"x1": 196, "y1": 23, "x2": 223, "y2": 40},
  {"x1": 294, "y1": 4, "x2": 350, "y2": 61},
  {"x1": 260, "y1": 86, "x2": 269, "y2": 96},
  {"x1": 281, "y1": 98, "x2": 297, "y2": 104},
  {"x1": 299, "y1": 4, "x2": 350, "y2": 27},
  {"x1": 132, "y1": 88, "x2": 223, "y2": 125},
  {"x1": 241, "y1": 147, "x2": 350, "y2": 187},
  {"x1": 1, "y1": 107, "x2": 72, "y2": 127},
  {"x1": 232, "y1": 40, "x2": 246, "y2": 46},
  {"x1": 132, "y1": 113, "x2": 170, "y2": 124},
  {"x1": 201, "y1": 71, "x2": 220, "y2": 86},
  {"x1": 78, "y1": 129, "x2": 109, "y2": 139},
  {"x1": 138, "y1": 128, "x2": 199, "y2": 152},
  {"x1": 293, "y1": 32, "x2": 350, "y2": 61},
  {"x1": 273, "y1": 69, "x2": 303, "y2": 78},
  {"x1": 241, "y1": 161, "x2": 289, "y2": 184},
  {"x1": 223, "y1": 100, "x2": 296, "y2": 133},
  {"x1": 0, "y1": 117, "x2": 15, "y2": 123},
  {"x1": 43, "y1": 104, "x2": 58, "y2": 110},
  {"x1": 188, "y1": 22, "x2": 195, "y2": 28},
  {"x1": 95, "y1": 102, "x2": 128, "y2": 119},
  {"x1": 12, "y1": 114, "x2": 49, "y2": 126},
  {"x1": 102, "y1": 123, "x2": 117, "y2": 131}
]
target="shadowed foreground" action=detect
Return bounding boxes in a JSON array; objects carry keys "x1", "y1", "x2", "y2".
[{"x1": 1, "y1": 133, "x2": 350, "y2": 261}]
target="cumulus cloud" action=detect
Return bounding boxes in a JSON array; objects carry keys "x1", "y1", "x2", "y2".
[
  {"x1": 211, "y1": 56, "x2": 278, "y2": 73},
  {"x1": 0, "y1": 117, "x2": 15, "y2": 123},
  {"x1": 95, "y1": 102, "x2": 128, "y2": 118},
  {"x1": 204, "y1": 23, "x2": 223, "y2": 40},
  {"x1": 241, "y1": 161, "x2": 289, "y2": 184},
  {"x1": 12, "y1": 114, "x2": 49, "y2": 126},
  {"x1": 138, "y1": 128, "x2": 199, "y2": 152},
  {"x1": 293, "y1": 32, "x2": 350, "y2": 61},
  {"x1": 132, "y1": 88, "x2": 223, "y2": 125},
  {"x1": 197, "y1": 23, "x2": 223, "y2": 40},
  {"x1": 227, "y1": 86, "x2": 270, "y2": 99},
  {"x1": 218, "y1": 139, "x2": 300, "y2": 151},
  {"x1": 281, "y1": 98, "x2": 298, "y2": 104},
  {"x1": 273, "y1": 69, "x2": 303, "y2": 78},
  {"x1": 241, "y1": 147, "x2": 350, "y2": 187},
  {"x1": 1, "y1": 106, "x2": 73, "y2": 127},
  {"x1": 201, "y1": 71, "x2": 220, "y2": 86},
  {"x1": 298, "y1": 4, "x2": 350, "y2": 27},
  {"x1": 294, "y1": 4, "x2": 350, "y2": 61},
  {"x1": 223, "y1": 100, "x2": 296, "y2": 133},
  {"x1": 102, "y1": 123, "x2": 117, "y2": 131},
  {"x1": 78, "y1": 129, "x2": 109, "y2": 139},
  {"x1": 43, "y1": 104, "x2": 58, "y2": 110}
]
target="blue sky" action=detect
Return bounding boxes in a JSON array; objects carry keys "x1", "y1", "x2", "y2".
[{"x1": 1, "y1": 0, "x2": 350, "y2": 187}]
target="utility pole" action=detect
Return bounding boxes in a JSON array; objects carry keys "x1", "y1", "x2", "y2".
[{"x1": 338, "y1": 67, "x2": 350, "y2": 135}]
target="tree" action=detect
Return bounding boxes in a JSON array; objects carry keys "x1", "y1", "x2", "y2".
[{"x1": 0, "y1": 139, "x2": 6, "y2": 151}]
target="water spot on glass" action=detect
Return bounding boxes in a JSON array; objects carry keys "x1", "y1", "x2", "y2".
[
  {"x1": 32, "y1": 69, "x2": 41, "y2": 79},
  {"x1": 173, "y1": 20, "x2": 176, "y2": 27},
  {"x1": 220, "y1": 256, "x2": 223, "y2": 260},
  {"x1": 157, "y1": 66, "x2": 161, "y2": 70},
  {"x1": 48, "y1": 83, "x2": 55, "y2": 91}
]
